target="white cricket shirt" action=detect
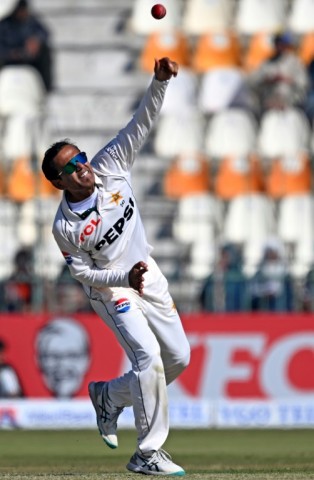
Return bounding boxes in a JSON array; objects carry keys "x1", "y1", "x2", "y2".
[{"x1": 52, "y1": 77, "x2": 169, "y2": 295}]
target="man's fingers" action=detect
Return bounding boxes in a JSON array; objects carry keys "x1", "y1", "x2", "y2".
[{"x1": 134, "y1": 261, "x2": 148, "y2": 271}]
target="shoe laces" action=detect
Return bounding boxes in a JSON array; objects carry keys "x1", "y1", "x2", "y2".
[{"x1": 147, "y1": 449, "x2": 172, "y2": 465}]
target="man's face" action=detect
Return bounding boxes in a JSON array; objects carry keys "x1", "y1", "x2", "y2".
[
  {"x1": 52, "y1": 145, "x2": 95, "y2": 201},
  {"x1": 38, "y1": 323, "x2": 90, "y2": 397}
]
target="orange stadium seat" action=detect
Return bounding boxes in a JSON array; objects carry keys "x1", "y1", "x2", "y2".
[
  {"x1": 215, "y1": 153, "x2": 265, "y2": 200},
  {"x1": 192, "y1": 31, "x2": 241, "y2": 73},
  {"x1": 266, "y1": 152, "x2": 312, "y2": 198},
  {"x1": 242, "y1": 32, "x2": 275, "y2": 72},
  {"x1": 163, "y1": 152, "x2": 211, "y2": 199},
  {"x1": 6, "y1": 156, "x2": 57, "y2": 203},
  {"x1": 298, "y1": 32, "x2": 314, "y2": 65},
  {"x1": 139, "y1": 31, "x2": 191, "y2": 73}
]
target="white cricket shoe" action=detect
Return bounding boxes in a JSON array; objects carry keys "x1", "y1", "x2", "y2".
[
  {"x1": 126, "y1": 449, "x2": 185, "y2": 476},
  {"x1": 88, "y1": 381, "x2": 123, "y2": 449}
]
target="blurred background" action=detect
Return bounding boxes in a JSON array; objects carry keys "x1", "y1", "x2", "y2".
[{"x1": 0, "y1": 0, "x2": 314, "y2": 430}]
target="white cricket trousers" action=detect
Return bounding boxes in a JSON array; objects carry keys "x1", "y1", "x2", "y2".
[{"x1": 89, "y1": 256, "x2": 190, "y2": 455}]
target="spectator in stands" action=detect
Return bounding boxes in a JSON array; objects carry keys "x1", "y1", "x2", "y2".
[
  {"x1": 249, "y1": 238, "x2": 293, "y2": 312},
  {"x1": 0, "y1": 338, "x2": 23, "y2": 398},
  {"x1": 0, "y1": 0, "x2": 53, "y2": 91},
  {"x1": 249, "y1": 32, "x2": 308, "y2": 114},
  {"x1": 1, "y1": 247, "x2": 35, "y2": 312},
  {"x1": 304, "y1": 59, "x2": 314, "y2": 124},
  {"x1": 300, "y1": 266, "x2": 314, "y2": 312},
  {"x1": 199, "y1": 243, "x2": 248, "y2": 312}
]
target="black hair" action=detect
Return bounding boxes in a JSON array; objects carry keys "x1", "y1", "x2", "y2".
[{"x1": 42, "y1": 139, "x2": 77, "y2": 181}]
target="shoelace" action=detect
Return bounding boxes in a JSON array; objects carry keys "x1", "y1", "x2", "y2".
[{"x1": 146, "y1": 449, "x2": 172, "y2": 465}]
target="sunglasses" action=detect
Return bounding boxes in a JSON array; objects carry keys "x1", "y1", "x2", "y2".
[{"x1": 57, "y1": 151, "x2": 88, "y2": 177}]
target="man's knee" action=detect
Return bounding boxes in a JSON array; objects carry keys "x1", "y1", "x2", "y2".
[
  {"x1": 178, "y1": 344, "x2": 191, "y2": 373},
  {"x1": 165, "y1": 343, "x2": 190, "y2": 384}
]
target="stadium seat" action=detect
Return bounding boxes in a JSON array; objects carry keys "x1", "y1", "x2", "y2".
[
  {"x1": 235, "y1": 0, "x2": 287, "y2": 35},
  {"x1": 277, "y1": 193, "x2": 314, "y2": 277},
  {"x1": 223, "y1": 193, "x2": 276, "y2": 274},
  {"x1": 224, "y1": 193, "x2": 275, "y2": 244},
  {"x1": 159, "y1": 67, "x2": 198, "y2": 117},
  {"x1": 188, "y1": 236, "x2": 216, "y2": 280},
  {"x1": 298, "y1": 32, "x2": 314, "y2": 65},
  {"x1": 0, "y1": 65, "x2": 45, "y2": 117},
  {"x1": 0, "y1": 0, "x2": 18, "y2": 20},
  {"x1": 182, "y1": 0, "x2": 234, "y2": 35},
  {"x1": 0, "y1": 66, "x2": 48, "y2": 175},
  {"x1": 191, "y1": 32, "x2": 241, "y2": 74},
  {"x1": 242, "y1": 33, "x2": 275, "y2": 72},
  {"x1": 173, "y1": 192, "x2": 223, "y2": 278},
  {"x1": 257, "y1": 108, "x2": 310, "y2": 158},
  {"x1": 198, "y1": 68, "x2": 252, "y2": 115},
  {"x1": 163, "y1": 151, "x2": 211, "y2": 199},
  {"x1": 0, "y1": 199, "x2": 19, "y2": 279},
  {"x1": 154, "y1": 110, "x2": 205, "y2": 158},
  {"x1": 266, "y1": 152, "x2": 312, "y2": 198},
  {"x1": 17, "y1": 198, "x2": 64, "y2": 279},
  {"x1": 6, "y1": 156, "x2": 57, "y2": 203},
  {"x1": 215, "y1": 153, "x2": 265, "y2": 200},
  {"x1": 204, "y1": 108, "x2": 258, "y2": 158},
  {"x1": 173, "y1": 193, "x2": 223, "y2": 245},
  {"x1": 139, "y1": 30, "x2": 191, "y2": 74},
  {"x1": 288, "y1": 0, "x2": 314, "y2": 33},
  {"x1": 129, "y1": 0, "x2": 182, "y2": 35}
]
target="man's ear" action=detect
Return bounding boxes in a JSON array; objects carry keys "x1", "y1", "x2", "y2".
[{"x1": 51, "y1": 178, "x2": 65, "y2": 190}]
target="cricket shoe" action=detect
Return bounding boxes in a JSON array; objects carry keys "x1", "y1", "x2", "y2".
[
  {"x1": 126, "y1": 449, "x2": 185, "y2": 476},
  {"x1": 88, "y1": 381, "x2": 123, "y2": 449}
]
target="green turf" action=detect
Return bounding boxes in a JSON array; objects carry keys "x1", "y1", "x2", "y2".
[{"x1": 1, "y1": 429, "x2": 314, "y2": 479}]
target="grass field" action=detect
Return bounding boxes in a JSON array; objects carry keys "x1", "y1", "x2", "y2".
[{"x1": 1, "y1": 429, "x2": 314, "y2": 479}]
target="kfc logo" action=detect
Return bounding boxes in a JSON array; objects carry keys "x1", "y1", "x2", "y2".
[{"x1": 173, "y1": 316, "x2": 314, "y2": 400}]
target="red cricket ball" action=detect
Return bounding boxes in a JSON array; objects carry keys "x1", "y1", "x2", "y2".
[{"x1": 151, "y1": 4, "x2": 167, "y2": 20}]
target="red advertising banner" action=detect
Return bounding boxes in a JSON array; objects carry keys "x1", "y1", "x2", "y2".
[{"x1": 0, "y1": 313, "x2": 313, "y2": 399}]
